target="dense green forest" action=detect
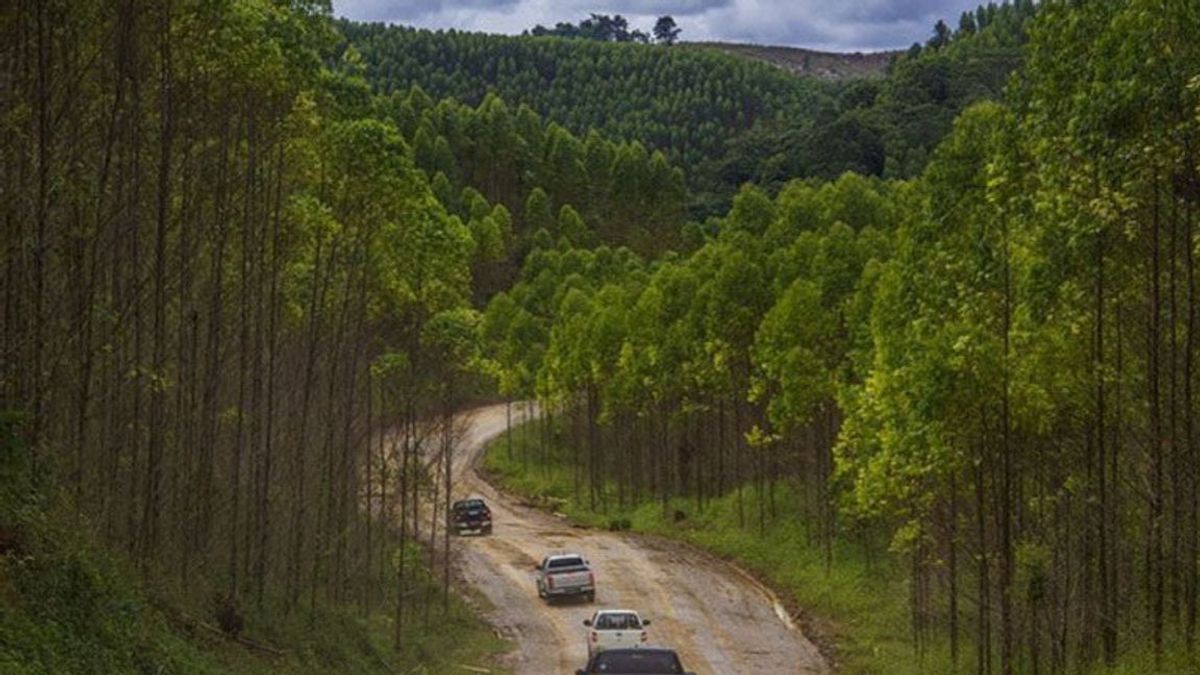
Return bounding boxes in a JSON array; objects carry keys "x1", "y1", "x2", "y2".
[
  {"x1": 482, "y1": 1, "x2": 1200, "y2": 673},
  {"x1": 377, "y1": 85, "x2": 688, "y2": 266},
  {"x1": 343, "y1": 1, "x2": 1036, "y2": 215}
]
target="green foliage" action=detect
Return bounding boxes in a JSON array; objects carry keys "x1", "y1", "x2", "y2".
[
  {"x1": 342, "y1": 20, "x2": 828, "y2": 173},
  {"x1": 374, "y1": 86, "x2": 689, "y2": 263}
]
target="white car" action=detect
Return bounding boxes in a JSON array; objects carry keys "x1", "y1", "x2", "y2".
[{"x1": 582, "y1": 609, "x2": 650, "y2": 657}]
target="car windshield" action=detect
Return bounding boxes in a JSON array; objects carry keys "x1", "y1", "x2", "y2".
[
  {"x1": 547, "y1": 556, "x2": 584, "y2": 569},
  {"x1": 595, "y1": 613, "x2": 640, "y2": 630},
  {"x1": 591, "y1": 651, "x2": 682, "y2": 673}
]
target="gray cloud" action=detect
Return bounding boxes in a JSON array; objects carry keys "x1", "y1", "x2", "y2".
[
  {"x1": 557, "y1": 1, "x2": 732, "y2": 14},
  {"x1": 332, "y1": 0, "x2": 986, "y2": 52},
  {"x1": 343, "y1": 0, "x2": 522, "y2": 22}
]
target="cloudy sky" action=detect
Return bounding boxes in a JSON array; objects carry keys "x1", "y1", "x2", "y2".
[{"x1": 331, "y1": 0, "x2": 988, "y2": 52}]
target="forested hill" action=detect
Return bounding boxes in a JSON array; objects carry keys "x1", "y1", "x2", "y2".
[
  {"x1": 342, "y1": 1, "x2": 1037, "y2": 216},
  {"x1": 339, "y1": 21, "x2": 830, "y2": 175}
]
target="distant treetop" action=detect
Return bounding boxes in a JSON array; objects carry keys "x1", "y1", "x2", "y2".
[
  {"x1": 654, "y1": 16, "x2": 682, "y2": 46},
  {"x1": 526, "y1": 13, "x2": 682, "y2": 44}
]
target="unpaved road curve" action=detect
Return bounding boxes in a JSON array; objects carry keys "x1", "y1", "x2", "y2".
[{"x1": 449, "y1": 404, "x2": 828, "y2": 675}]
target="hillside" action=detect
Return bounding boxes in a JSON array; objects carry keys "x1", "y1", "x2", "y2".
[
  {"x1": 689, "y1": 42, "x2": 898, "y2": 80},
  {"x1": 339, "y1": 21, "x2": 832, "y2": 173},
  {"x1": 343, "y1": 5, "x2": 1034, "y2": 217}
]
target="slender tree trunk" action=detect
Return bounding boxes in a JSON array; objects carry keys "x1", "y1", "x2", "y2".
[
  {"x1": 1096, "y1": 218, "x2": 1116, "y2": 665},
  {"x1": 1149, "y1": 170, "x2": 1165, "y2": 666},
  {"x1": 1185, "y1": 200, "x2": 1198, "y2": 645},
  {"x1": 999, "y1": 210, "x2": 1015, "y2": 675},
  {"x1": 976, "y1": 454, "x2": 991, "y2": 675},
  {"x1": 949, "y1": 475, "x2": 960, "y2": 667},
  {"x1": 442, "y1": 376, "x2": 454, "y2": 615},
  {"x1": 142, "y1": 0, "x2": 173, "y2": 568}
]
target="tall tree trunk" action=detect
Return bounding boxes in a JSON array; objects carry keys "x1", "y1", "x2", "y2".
[
  {"x1": 1095, "y1": 217, "x2": 1116, "y2": 665},
  {"x1": 999, "y1": 208, "x2": 1015, "y2": 675},
  {"x1": 142, "y1": 0, "x2": 173, "y2": 567},
  {"x1": 1149, "y1": 170, "x2": 1165, "y2": 665}
]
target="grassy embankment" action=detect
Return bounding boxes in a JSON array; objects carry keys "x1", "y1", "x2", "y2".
[
  {"x1": 0, "y1": 417, "x2": 507, "y2": 675},
  {"x1": 482, "y1": 418, "x2": 1196, "y2": 675}
]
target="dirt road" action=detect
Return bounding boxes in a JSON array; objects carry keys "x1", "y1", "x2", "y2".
[{"x1": 448, "y1": 404, "x2": 828, "y2": 675}]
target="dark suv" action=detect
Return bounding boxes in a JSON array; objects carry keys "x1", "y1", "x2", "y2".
[
  {"x1": 575, "y1": 647, "x2": 694, "y2": 675},
  {"x1": 451, "y1": 498, "x2": 492, "y2": 535}
]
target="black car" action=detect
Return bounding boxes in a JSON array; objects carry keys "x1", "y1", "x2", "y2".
[
  {"x1": 451, "y1": 498, "x2": 492, "y2": 535},
  {"x1": 575, "y1": 647, "x2": 694, "y2": 675}
]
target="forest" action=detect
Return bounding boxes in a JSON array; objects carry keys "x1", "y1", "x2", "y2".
[
  {"x1": 343, "y1": 0, "x2": 1035, "y2": 216},
  {"x1": 2, "y1": 0, "x2": 1197, "y2": 673}
]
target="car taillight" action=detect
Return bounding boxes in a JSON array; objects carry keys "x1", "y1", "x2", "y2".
[
  {"x1": 588, "y1": 571, "x2": 595, "y2": 585},
  {"x1": 640, "y1": 631, "x2": 647, "y2": 643},
  {"x1": 591, "y1": 631, "x2": 598, "y2": 643},
  {"x1": 547, "y1": 575, "x2": 555, "y2": 589}
]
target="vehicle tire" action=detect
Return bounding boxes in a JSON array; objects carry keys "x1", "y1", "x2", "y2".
[
  {"x1": 483, "y1": 525, "x2": 493, "y2": 535},
  {"x1": 586, "y1": 591, "x2": 595, "y2": 603},
  {"x1": 537, "y1": 583, "x2": 545, "y2": 599}
]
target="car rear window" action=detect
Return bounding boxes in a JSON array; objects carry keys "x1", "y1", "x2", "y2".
[
  {"x1": 592, "y1": 651, "x2": 682, "y2": 673},
  {"x1": 596, "y1": 613, "x2": 641, "y2": 630},
  {"x1": 547, "y1": 556, "x2": 584, "y2": 569},
  {"x1": 455, "y1": 500, "x2": 484, "y2": 510}
]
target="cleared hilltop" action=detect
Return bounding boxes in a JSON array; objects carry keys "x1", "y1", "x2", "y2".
[{"x1": 689, "y1": 41, "x2": 899, "y2": 79}]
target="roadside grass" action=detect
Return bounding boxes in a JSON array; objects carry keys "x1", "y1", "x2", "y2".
[
  {"x1": 482, "y1": 417, "x2": 1198, "y2": 675},
  {"x1": 0, "y1": 417, "x2": 507, "y2": 675}
]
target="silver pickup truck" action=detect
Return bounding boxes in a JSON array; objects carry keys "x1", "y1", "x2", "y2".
[{"x1": 534, "y1": 553, "x2": 595, "y2": 603}]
